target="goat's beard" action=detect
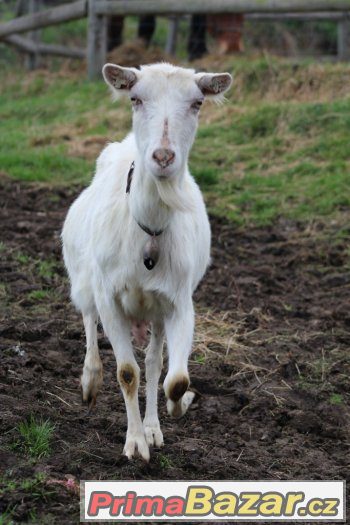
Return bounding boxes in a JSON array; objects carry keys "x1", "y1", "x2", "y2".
[{"x1": 155, "y1": 176, "x2": 194, "y2": 213}]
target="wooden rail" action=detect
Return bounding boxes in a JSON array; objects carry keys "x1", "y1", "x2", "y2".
[
  {"x1": 4, "y1": 34, "x2": 85, "y2": 59},
  {"x1": 0, "y1": 0, "x2": 86, "y2": 38},
  {"x1": 94, "y1": 0, "x2": 350, "y2": 15},
  {"x1": 246, "y1": 12, "x2": 349, "y2": 20}
]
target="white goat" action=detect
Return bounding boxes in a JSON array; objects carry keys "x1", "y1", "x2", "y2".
[{"x1": 62, "y1": 62, "x2": 232, "y2": 461}]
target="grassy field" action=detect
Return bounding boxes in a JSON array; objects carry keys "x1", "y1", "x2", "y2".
[{"x1": 1, "y1": 56, "x2": 350, "y2": 227}]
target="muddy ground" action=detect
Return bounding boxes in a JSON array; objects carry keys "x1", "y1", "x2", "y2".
[{"x1": 0, "y1": 174, "x2": 349, "y2": 524}]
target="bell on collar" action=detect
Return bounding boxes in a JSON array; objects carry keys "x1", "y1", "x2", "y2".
[{"x1": 143, "y1": 235, "x2": 159, "y2": 270}]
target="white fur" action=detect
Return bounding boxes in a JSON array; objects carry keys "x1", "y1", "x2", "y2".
[{"x1": 62, "y1": 63, "x2": 232, "y2": 461}]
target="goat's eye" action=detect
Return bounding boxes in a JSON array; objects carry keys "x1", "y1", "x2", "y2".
[
  {"x1": 130, "y1": 97, "x2": 142, "y2": 107},
  {"x1": 191, "y1": 100, "x2": 203, "y2": 112}
]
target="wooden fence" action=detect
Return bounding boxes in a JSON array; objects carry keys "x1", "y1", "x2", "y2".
[{"x1": 0, "y1": 0, "x2": 349, "y2": 78}]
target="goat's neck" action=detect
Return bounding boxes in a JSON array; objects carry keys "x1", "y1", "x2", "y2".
[{"x1": 128, "y1": 162, "x2": 177, "y2": 232}]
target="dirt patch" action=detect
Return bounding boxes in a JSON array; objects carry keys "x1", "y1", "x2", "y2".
[{"x1": 0, "y1": 175, "x2": 349, "y2": 524}]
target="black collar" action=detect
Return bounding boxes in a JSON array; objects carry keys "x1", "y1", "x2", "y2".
[
  {"x1": 126, "y1": 161, "x2": 134, "y2": 194},
  {"x1": 126, "y1": 162, "x2": 165, "y2": 237}
]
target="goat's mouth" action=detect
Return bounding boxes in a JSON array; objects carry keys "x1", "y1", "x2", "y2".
[
  {"x1": 156, "y1": 165, "x2": 175, "y2": 177},
  {"x1": 151, "y1": 165, "x2": 176, "y2": 180}
]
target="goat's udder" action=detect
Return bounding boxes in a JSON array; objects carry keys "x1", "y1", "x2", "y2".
[{"x1": 131, "y1": 320, "x2": 149, "y2": 346}]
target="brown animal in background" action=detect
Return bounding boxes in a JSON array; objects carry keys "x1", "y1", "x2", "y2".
[{"x1": 208, "y1": 14, "x2": 244, "y2": 54}]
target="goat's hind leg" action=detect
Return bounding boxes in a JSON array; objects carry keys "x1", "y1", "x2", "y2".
[
  {"x1": 81, "y1": 310, "x2": 103, "y2": 413},
  {"x1": 143, "y1": 321, "x2": 164, "y2": 447}
]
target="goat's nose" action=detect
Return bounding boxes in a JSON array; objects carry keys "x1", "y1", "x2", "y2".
[{"x1": 152, "y1": 148, "x2": 175, "y2": 168}]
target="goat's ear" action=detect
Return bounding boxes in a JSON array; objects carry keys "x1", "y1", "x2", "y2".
[
  {"x1": 195, "y1": 72, "x2": 233, "y2": 98},
  {"x1": 102, "y1": 63, "x2": 139, "y2": 91}
]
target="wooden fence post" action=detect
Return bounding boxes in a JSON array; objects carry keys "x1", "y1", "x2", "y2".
[
  {"x1": 87, "y1": 0, "x2": 107, "y2": 80},
  {"x1": 165, "y1": 16, "x2": 179, "y2": 55},
  {"x1": 26, "y1": 0, "x2": 42, "y2": 70},
  {"x1": 337, "y1": 15, "x2": 350, "y2": 60}
]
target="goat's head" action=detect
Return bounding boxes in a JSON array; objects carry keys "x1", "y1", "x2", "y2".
[{"x1": 103, "y1": 62, "x2": 232, "y2": 181}]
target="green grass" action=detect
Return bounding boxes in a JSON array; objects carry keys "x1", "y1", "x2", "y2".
[
  {"x1": 193, "y1": 353, "x2": 206, "y2": 364},
  {"x1": 158, "y1": 453, "x2": 173, "y2": 469},
  {"x1": 13, "y1": 416, "x2": 55, "y2": 459},
  {"x1": 0, "y1": 473, "x2": 52, "y2": 524},
  {"x1": 27, "y1": 289, "x2": 51, "y2": 301},
  {"x1": 14, "y1": 252, "x2": 58, "y2": 282},
  {"x1": 0, "y1": 472, "x2": 46, "y2": 497},
  {"x1": 329, "y1": 393, "x2": 344, "y2": 405},
  {"x1": 191, "y1": 95, "x2": 350, "y2": 224},
  {"x1": 1, "y1": 58, "x2": 350, "y2": 225},
  {"x1": 0, "y1": 77, "x2": 111, "y2": 183},
  {"x1": 0, "y1": 509, "x2": 15, "y2": 525},
  {"x1": 36, "y1": 259, "x2": 56, "y2": 280},
  {"x1": 15, "y1": 252, "x2": 30, "y2": 264}
]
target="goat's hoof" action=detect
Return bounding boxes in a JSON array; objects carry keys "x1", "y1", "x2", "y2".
[
  {"x1": 81, "y1": 364, "x2": 103, "y2": 412},
  {"x1": 123, "y1": 432, "x2": 150, "y2": 462},
  {"x1": 82, "y1": 391, "x2": 97, "y2": 416},
  {"x1": 167, "y1": 390, "x2": 195, "y2": 418},
  {"x1": 143, "y1": 420, "x2": 164, "y2": 448}
]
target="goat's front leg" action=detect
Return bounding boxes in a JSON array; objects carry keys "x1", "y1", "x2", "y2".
[
  {"x1": 95, "y1": 290, "x2": 150, "y2": 461},
  {"x1": 143, "y1": 321, "x2": 164, "y2": 447},
  {"x1": 163, "y1": 296, "x2": 195, "y2": 418}
]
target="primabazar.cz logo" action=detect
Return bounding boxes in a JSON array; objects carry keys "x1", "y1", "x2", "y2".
[{"x1": 80, "y1": 480, "x2": 345, "y2": 522}]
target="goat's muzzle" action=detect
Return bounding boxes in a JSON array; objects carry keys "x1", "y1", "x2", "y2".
[{"x1": 152, "y1": 148, "x2": 175, "y2": 169}]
